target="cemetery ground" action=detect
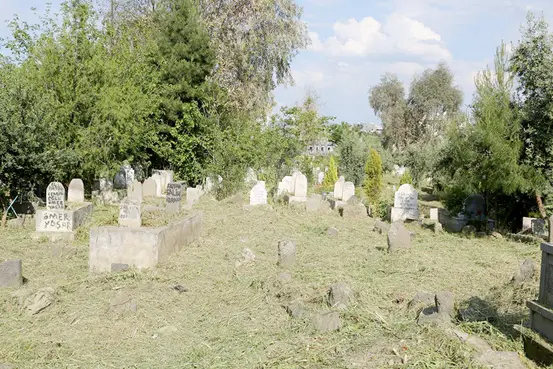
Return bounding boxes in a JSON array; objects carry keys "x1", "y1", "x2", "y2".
[{"x1": 0, "y1": 195, "x2": 542, "y2": 368}]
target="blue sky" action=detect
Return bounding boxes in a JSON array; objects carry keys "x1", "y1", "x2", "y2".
[{"x1": 2, "y1": 0, "x2": 552, "y2": 124}]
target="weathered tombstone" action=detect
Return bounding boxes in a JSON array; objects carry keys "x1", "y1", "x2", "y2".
[
  {"x1": 387, "y1": 222, "x2": 412, "y2": 252},
  {"x1": 334, "y1": 178, "x2": 345, "y2": 200},
  {"x1": 533, "y1": 219, "x2": 547, "y2": 237},
  {"x1": 46, "y1": 182, "x2": 65, "y2": 210},
  {"x1": 152, "y1": 173, "x2": 163, "y2": 197},
  {"x1": 114, "y1": 165, "x2": 134, "y2": 189},
  {"x1": 278, "y1": 240, "x2": 296, "y2": 266},
  {"x1": 152, "y1": 170, "x2": 174, "y2": 193},
  {"x1": 143, "y1": 178, "x2": 157, "y2": 197},
  {"x1": 390, "y1": 184, "x2": 419, "y2": 222},
  {"x1": 249, "y1": 181, "x2": 268, "y2": 206},
  {"x1": 464, "y1": 194, "x2": 486, "y2": 220},
  {"x1": 294, "y1": 173, "x2": 308, "y2": 198},
  {"x1": 430, "y1": 208, "x2": 439, "y2": 221},
  {"x1": 342, "y1": 182, "x2": 355, "y2": 202},
  {"x1": 128, "y1": 180, "x2": 143, "y2": 201},
  {"x1": 306, "y1": 194, "x2": 323, "y2": 212},
  {"x1": 526, "y1": 243, "x2": 553, "y2": 346},
  {"x1": 0, "y1": 260, "x2": 23, "y2": 288},
  {"x1": 166, "y1": 182, "x2": 183, "y2": 214},
  {"x1": 186, "y1": 187, "x2": 202, "y2": 207},
  {"x1": 67, "y1": 179, "x2": 85, "y2": 203},
  {"x1": 282, "y1": 176, "x2": 294, "y2": 194},
  {"x1": 119, "y1": 198, "x2": 141, "y2": 228}
]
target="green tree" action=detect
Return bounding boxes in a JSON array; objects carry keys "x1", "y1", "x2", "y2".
[
  {"x1": 323, "y1": 156, "x2": 338, "y2": 191},
  {"x1": 337, "y1": 129, "x2": 367, "y2": 186},
  {"x1": 363, "y1": 148, "x2": 383, "y2": 205},
  {"x1": 399, "y1": 170, "x2": 413, "y2": 185}
]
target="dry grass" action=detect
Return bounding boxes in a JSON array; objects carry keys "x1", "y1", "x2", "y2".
[{"x1": 0, "y1": 196, "x2": 543, "y2": 368}]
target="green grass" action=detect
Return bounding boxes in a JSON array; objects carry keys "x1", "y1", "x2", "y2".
[{"x1": 0, "y1": 196, "x2": 542, "y2": 368}]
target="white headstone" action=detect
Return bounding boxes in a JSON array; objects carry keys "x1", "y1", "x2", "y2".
[
  {"x1": 342, "y1": 182, "x2": 355, "y2": 202},
  {"x1": 143, "y1": 178, "x2": 157, "y2": 197},
  {"x1": 46, "y1": 182, "x2": 65, "y2": 210},
  {"x1": 166, "y1": 182, "x2": 182, "y2": 214},
  {"x1": 294, "y1": 174, "x2": 308, "y2": 198},
  {"x1": 152, "y1": 173, "x2": 163, "y2": 197},
  {"x1": 391, "y1": 184, "x2": 419, "y2": 222},
  {"x1": 68, "y1": 179, "x2": 85, "y2": 203},
  {"x1": 283, "y1": 176, "x2": 294, "y2": 194},
  {"x1": 334, "y1": 178, "x2": 345, "y2": 200},
  {"x1": 119, "y1": 198, "x2": 141, "y2": 228},
  {"x1": 249, "y1": 181, "x2": 268, "y2": 206},
  {"x1": 125, "y1": 167, "x2": 135, "y2": 188},
  {"x1": 430, "y1": 208, "x2": 439, "y2": 221},
  {"x1": 186, "y1": 187, "x2": 201, "y2": 207},
  {"x1": 128, "y1": 180, "x2": 143, "y2": 201}
]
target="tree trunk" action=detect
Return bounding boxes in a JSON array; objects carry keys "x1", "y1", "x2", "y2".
[
  {"x1": 1, "y1": 208, "x2": 7, "y2": 228},
  {"x1": 536, "y1": 191, "x2": 547, "y2": 218}
]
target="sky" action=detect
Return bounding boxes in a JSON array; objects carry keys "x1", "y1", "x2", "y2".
[{"x1": 1, "y1": 0, "x2": 553, "y2": 125}]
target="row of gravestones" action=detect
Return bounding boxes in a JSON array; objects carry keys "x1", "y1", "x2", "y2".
[
  {"x1": 277, "y1": 171, "x2": 308, "y2": 201},
  {"x1": 46, "y1": 179, "x2": 85, "y2": 210}
]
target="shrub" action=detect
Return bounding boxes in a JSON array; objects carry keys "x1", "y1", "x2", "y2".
[
  {"x1": 337, "y1": 129, "x2": 367, "y2": 186},
  {"x1": 363, "y1": 148, "x2": 383, "y2": 204},
  {"x1": 399, "y1": 170, "x2": 413, "y2": 185},
  {"x1": 322, "y1": 156, "x2": 338, "y2": 191}
]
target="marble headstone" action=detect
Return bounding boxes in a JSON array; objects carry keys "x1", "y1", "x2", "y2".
[{"x1": 46, "y1": 182, "x2": 65, "y2": 210}]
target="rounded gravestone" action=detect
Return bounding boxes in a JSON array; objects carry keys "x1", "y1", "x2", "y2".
[
  {"x1": 68, "y1": 179, "x2": 85, "y2": 203},
  {"x1": 46, "y1": 182, "x2": 65, "y2": 210}
]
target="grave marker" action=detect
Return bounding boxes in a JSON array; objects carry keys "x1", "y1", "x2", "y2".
[
  {"x1": 143, "y1": 178, "x2": 157, "y2": 197},
  {"x1": 68, "y1": 179, "x2": 85, "y2": 203},
  {"x1": 46, "y1": 182, "x2": 65, "y2": 210},
  {"x1": 166, "y1": 182, "x2": 183, "y2": 214},
  {"x1": 249, "y1": 181, "x2": 268, "y2": 206},
  {"x1": 333, "y1": 177, "x2": 345, "y2": 200},
  {"x1": 128, "y1": 180, "x2": 143, "y2": 201},
  {"x1": 119, "y1": 198, "x2": 141, "y2": 228},
  {"x1": 391, "y1": 184, "x2": 419, "y2": 222},
  {"x1": 342, "y1": 182, "x2": 355, "y2": 202}
]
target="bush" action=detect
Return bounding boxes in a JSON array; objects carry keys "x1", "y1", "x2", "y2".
[
  {"x1": 363, "y1": 148, "x2": 383, "y2": 205},
  {"x1": 322, "y1": 156, "x2": 338, "y2": 191},
  {"x1": 399, "y1": 170, "x2": 413, "y2": 185}
]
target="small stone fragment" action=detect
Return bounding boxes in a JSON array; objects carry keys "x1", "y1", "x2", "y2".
[
  {"x1": 313, "y1": 311, "x2": 342, "y2": 332},
  {"x1": 111, "y1": 263, "x2": 129, "y2": 273},
  {"x1": 408, "y1": 291, "x2": 435, "y2": 310},
  {"x1": 512, "y1": 258, "x2": 535, "y2": 285},
  {"x1": 433, "y1": 222, "x2": 443, "y2": 234},
  {"x1": 327, "y1": 227, "x2": 339, "y2": 237},
  {"x1": 435, "y1": 291, "x2": 455, "y2": 317},
  {"x1": 110, "y1": 291, "x2": 137, "y2": 314},
  {"x1": 327, "y1": 283, "x2": 353, "y2": 310},
  {"x1": 284, "y1": 300, "x2": 307, "y2": 318},
  {"x1": 24, "y1": 287, "x2": 55, "y2": 315}
]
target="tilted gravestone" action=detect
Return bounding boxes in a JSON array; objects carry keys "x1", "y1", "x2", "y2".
[
  {"x1": 391, "y1": 184, "x2": 419, "y2": 222},
  {"x1": 166, "y1": 182, "x2": 183, "y2": 214},
  {"x1": 464, "y1": 194, "x2": 486, "y2": 220},
  {"x1": 334, "y1": 177, "x2": 345, "y2": 200},
  {"x1": 46, "y1": 182, "x2": 65, "y2": 210},
  {"x1": 342, "y1": 182, "x2": 355, "y2": 202},
  {"x1": 119, "y1": 198, "x2": 141, "y2": 228},
  {"x1": 143, "y1": 178, "x2": 158, "y2": 197},
  {"x1": 278, "y1": 240, "x2": 296, "y2": 266},
  {"x1": 67, "y1": 179, "x2": 85, "y2": 203},
  {"x1": 249, "y1": 181, "x2": 268, "y2": 206}
]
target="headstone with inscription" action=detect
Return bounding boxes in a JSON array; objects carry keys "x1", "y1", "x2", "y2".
[
  {"x1": 119, "y1": 198, "x2": 141, "y2": 228},
  {"x1": 250, "y1": 181, "x2": 268, "y2": 206},
  {"x1": 46, "y1": 182, "x2": 65, "y2": 210},
  {"x1": 68, "y1": 179, "x2": 85, "y2": 203},
  {"x1": 464, "y1": 194, "x2": 486, "y2": 221},
  {"x1": 166, "y1": 182, "x2": 183, "y2": 214},
  {"x1": 390, "y1": 184, "x2": 419, "y2": 222}
]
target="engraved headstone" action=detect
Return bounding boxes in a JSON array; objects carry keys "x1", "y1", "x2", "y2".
[
  {"x1": 391, "y1": 184, "x2": 419, "y2": 222},
  {"x1": 38, "y1": 211, "x2": 73, "y2": 232},
  {"x1": 249, "y1": 181, "x2": 268, "y2": 206},
  {"x1": 119, "y1": 198, "x2": 141, "y2": 228},
  {"x1": 342, "y1": 182, "x2": 355, "y2": 202},
  {"x1": 166, "y1": 182, "x2": 183, "y2": 214},
  {"x1": 464, "y1": 194, "x2": 486, "y2": 220},
  {"x1": 143, "y1": 178, "x2": 157, "y2": 197},
  {"x1": 67, "y1": 179, "x2": 85, "y2": 203},
  {"x1": 46, "y1": 182, "x2": 65, "y2": 210}
]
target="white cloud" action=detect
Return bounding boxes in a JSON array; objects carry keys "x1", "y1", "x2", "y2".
[{"x1": 309, "y1": 13, "x2": 451, "y2": 62}]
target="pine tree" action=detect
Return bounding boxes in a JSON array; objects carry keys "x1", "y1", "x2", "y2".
[{"x1": 364, "y1": 148, "x2": 383, "y2": 204}]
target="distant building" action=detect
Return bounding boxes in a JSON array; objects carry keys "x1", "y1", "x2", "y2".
[
  {"x1": 307, "y1": 141, "x2": 335, "y2": 156},
  {"x1": 359, "y1": 122, "x2": 383, "y2": 135}
]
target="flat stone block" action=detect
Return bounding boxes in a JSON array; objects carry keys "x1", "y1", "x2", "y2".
[
  {"x1": 515, "y1": 324, "x2": 553, "y2": 366},
  {"x1": 89, "y1": 212, "x2": 203, "y2": 273},
  {"x1": 34, "y1": 203, "x2": 93, "y2": 241}
]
